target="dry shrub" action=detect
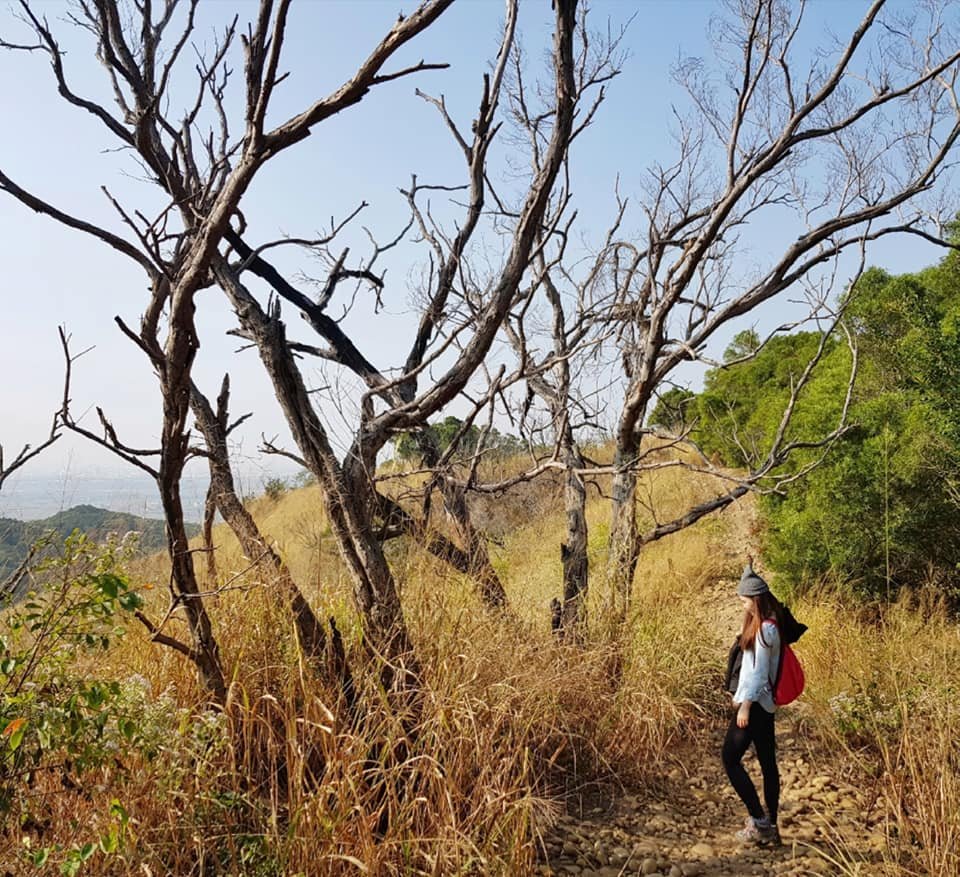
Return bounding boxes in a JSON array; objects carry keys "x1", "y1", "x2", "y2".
[{"x1": 795, "y1": 586, "x2": 960, "y2": 876}]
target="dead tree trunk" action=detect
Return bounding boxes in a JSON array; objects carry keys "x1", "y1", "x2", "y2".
[
  {"x1": 191, "y1": 378, "x2": 327, "y2": 662},
  {"x1": 1, "y1": 0, "x2": 461, "y2": 704},
  {"x1": 446, "y1": 484, "x2": 507, "y2": 610},
  {"x1": 158, "y1": 302, "x2": 227, "y2": 703},
  {"x1": 597, "y1": 0, "x2": 960, "y2": 616},
  {"x1": 559, "y1": 427, "x2": 588, "y2": 638},
  {"x1": 202, "y1": 483, "x2": 217, "y2": 582},
  {"x1": 416, "y1": 431, "x2": 507, "y2": 609},
  {"x1": 608, "y1": 440, "x2": 640, "y2": 617},
  {"x1": 214, "y1": 266, "x2": 417, "y2": 693}
]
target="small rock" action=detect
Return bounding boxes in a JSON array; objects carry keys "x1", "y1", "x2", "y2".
[
  {"x1": 609, "y1": 846, "x2": 631, "y2": 866},
  {"x1": 669, "y1": 866, "x2": 683, "y2": 877},
  {"x1": 679, "y1": 864, "x2": 702, "y2": 877},
  {"x1": 641, "y1": 858, "x2": 659, "y2": 875},
  {"x1": 687, "y1": 843, "x2": 715, "y2": 859}
]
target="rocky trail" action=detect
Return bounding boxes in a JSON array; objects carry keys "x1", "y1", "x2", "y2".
[
  {"x1": 538, "y1": 507, "x2": 884, "y2": 877},
  {"x1": 537, "y1": 717, "x2": 884, "y2": 877}
]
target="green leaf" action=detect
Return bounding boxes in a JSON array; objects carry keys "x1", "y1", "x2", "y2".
[
  {"x1": 117, "y1": 591, "x2": 144, "y2": 611},
  {"x1": 79, "y1": 842, "x2": 96, "y2": 861},
  {"x1": 95, "y1": 573, "x2": 121, "y2": 599},
  {"x1": 84, "y1": 685, "x2": 105, "y2": 709},
  {"x1": 109, "y1": 799, "x2": 127, "y2": 820},
  {"x1": 1, "y1": 658, "x2": 16, "y2": 675}
]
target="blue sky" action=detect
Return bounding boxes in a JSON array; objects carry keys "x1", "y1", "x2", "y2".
[{"x1": 0, "y1": 0, "x2": 949, "y2": 497}]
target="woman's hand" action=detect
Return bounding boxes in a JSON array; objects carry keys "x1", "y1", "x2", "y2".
[{"x1": 737, "y1": 702, "x2": 751, "y2": 728}]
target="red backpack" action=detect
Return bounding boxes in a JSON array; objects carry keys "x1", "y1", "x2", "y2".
[
  {"x1": 762, "y1": 619, "x2": 805, "y2": 706},
  {"x1": 774, "y1": 642, "x2": 805, "y2": 706}
]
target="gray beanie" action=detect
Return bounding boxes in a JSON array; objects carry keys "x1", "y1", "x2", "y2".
[{"x1": 738, "y1": 562, "x2": 770, "y2": 597}]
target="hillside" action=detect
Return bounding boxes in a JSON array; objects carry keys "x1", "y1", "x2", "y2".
[
  {"x1": 2, "y1": 464, "x2": 958, "y2": 876},
  {"x1": 0, "y1": 504, "x2": 192, "y2": 581}
]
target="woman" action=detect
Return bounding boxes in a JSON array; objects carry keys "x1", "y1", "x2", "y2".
[{"x1": 722, "y1": 559, "x2": 783, "y2": 846}]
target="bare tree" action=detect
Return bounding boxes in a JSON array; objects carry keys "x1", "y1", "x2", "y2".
[
  {"x1": 1, "y1": 0, "x2": 457, "y2": 702},
  {"x1": 211, "y1": 0, "x2": 589, "y2": 692},
  {"x1": 0, "y1": 0, "x2": 596, "y2": 701},
  {"x1": 448, "y1": 0, "x2": 959, "y2": 635},
  {"x1": 599, "y1": 0, "x2": 960, "y2": 604},
  {"x1": 419, "y1": 15, "x2": 624, "y2": 638},
  {"x1": 189, "y1": 376, "x2": 328, "y2": 663}
]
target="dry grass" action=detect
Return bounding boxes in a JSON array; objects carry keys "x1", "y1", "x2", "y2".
[
  {"x1": 794, "y1": 587, "x2": 960, "y2": 876},
  {"x1": 4, "y1": 459, "x2": 959, "y2": 875}
]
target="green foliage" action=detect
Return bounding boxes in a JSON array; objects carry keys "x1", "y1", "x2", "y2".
[
  {"x1": 723, "y1": 328, "x2": 761, "y2": 362},
  {"x1": 647, "y1": 387, "x2": 696, "y2": 433},
  {"x1": 393, "y1": 416, "x2": 524, "y2": 463},
  {"x1": 21, "y1": 798, "x2": 130, "y2": 875},
  {"x1": 762, "y1": 394, "x2": 960, "y2": 596},
  {"x1": 0, "y1": 533, "x2": 154, "y2": 816},
  {"x1": 693, "y1": 254, "x2": 960, "y2": 599},
  {"x1": 262, "y1": 477, "x2": 289, "y2": 501},
  {"x1": 696, "y1": 331, "x2": 846, "y2": 469}
]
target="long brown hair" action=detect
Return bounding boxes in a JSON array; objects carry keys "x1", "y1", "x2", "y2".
[{"x1": 739, "y1": 591, "x2": 785, "y2": 651}]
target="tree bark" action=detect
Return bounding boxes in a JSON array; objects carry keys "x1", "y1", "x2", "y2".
[
  {"x1": 445, "y1": 482, "x2": 507, "y2": 610},
  {"x1": 559, "y1": 434, "x2": 588, "y2": 639},
  {"x1": 202, "y1": 480, "x2": 217, "y2": 582},
  {"x1": 417, "y1": 430, "x2": 507, "y2": 610},
  {"x1": 191, "y1": 380, "x2": 327, "y2": 661},
  {"x1": 158, "y1": 298, "x2": 227, "y2": 703},
  {"x1": 215, "y1": 266, "x2": 418, "y2": 693},
  {"x1": 608, "y1": 442, "x2": 640, "y2": 619}
]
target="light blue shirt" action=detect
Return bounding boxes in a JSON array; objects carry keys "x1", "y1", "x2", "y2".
[{"x1": 734, "y1": 620, "x2": 781, "y2": 714}]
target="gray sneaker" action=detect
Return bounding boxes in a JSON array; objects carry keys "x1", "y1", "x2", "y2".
[{"x1": 735, "y1": 817, "x2": 781, "y2": 846}]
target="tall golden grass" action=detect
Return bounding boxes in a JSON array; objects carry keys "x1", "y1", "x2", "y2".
[
  {"x1": 3, "y1": 461, "x2": 959, "y2": 875},
  {"x1": 796, "y1": 587, "x2": 960, "y2": 876}
]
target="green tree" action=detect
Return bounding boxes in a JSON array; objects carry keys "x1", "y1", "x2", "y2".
[
  {"x1": 693, "y1": 253, "x2": 960, "y2": 599},
  {"x1": 393, "y1": 417, "x2": 523, "y2": 463},
  {"x1": 695, "y1": 332, "x2": 846, "y2": 469},
  {"x1": 648, "y1": 387, "x2": 696, "y2": 433},
  {"x1": 724, "y1": 329, "x2": 761, "y2": 362}
]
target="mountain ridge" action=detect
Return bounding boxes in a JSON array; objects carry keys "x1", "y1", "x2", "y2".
[{"x1": 0, "y1": 504, "x2": 195, "y2": 581}]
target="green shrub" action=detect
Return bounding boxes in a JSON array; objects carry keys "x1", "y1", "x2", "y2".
[
  {"x1": 262, "y1": 477, "x2": 289, "y2": 501},
  {"x1": 0, "y1": 532, "x2": 148, "y2": 814}
]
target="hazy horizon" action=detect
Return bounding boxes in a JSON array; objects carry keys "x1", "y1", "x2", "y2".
[{"x1": 0, "y1": 464, "x2": 304, "y2": 522}]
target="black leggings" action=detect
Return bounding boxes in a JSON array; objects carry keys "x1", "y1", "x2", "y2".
[{"x1": 721, "y1": 703, "x2": 779, "y2": 823}]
